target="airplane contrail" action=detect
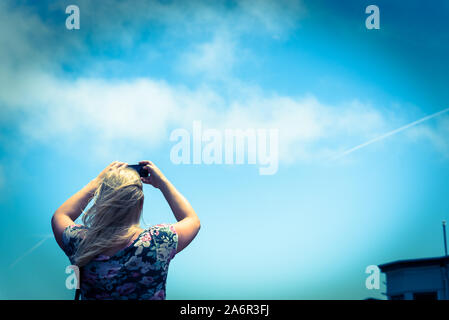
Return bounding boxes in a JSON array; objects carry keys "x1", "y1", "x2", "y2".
[
  {"x1": 9, "y1": 234, "x2": 53, "y2": 269},
  {"x1": 332, "y1": 107, "x2": 449, "y2": 161}
]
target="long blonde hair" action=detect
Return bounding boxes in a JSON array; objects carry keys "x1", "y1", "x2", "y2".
[{"x1": 74, "y1": 167, "x2": 144, "y2": 267}]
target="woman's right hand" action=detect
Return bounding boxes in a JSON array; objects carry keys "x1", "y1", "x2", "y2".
[{"x1": 139, "y1": 160, "x2": 168, "y2": 189}]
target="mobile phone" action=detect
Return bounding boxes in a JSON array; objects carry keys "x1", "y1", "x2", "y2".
[{"x1": 127, "y1": 164, "x2": 149, "y2": 177}]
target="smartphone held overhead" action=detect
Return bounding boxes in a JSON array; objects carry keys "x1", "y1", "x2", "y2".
[{"x1": 127, "y1": 164, "x2": 149, "y2": 177}]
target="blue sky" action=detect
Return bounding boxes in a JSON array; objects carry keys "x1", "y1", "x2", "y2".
[{"x1": 0, "y1": 0, "x2": 449, "y2": 299}]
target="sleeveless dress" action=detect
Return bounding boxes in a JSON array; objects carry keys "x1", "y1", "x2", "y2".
[{"x1": 61, "y1": 223, "x2": 178, "y2": 300}]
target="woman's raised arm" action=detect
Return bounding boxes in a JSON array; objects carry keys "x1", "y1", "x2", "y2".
[
  {"x1": 139, "y1": 160, "x2": 201, "y2": 253},
  {"x1": 51, "y1": 161, "x2": 127, "y2": 249}
]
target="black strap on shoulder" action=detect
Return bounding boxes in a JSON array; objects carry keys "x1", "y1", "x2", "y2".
[{"x1": 75, "y1": 266, "x2": 83, "y2": 300}]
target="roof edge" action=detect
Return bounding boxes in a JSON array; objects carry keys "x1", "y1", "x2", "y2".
[{"x1": 379, "y1": 256, "x2": 449, "y2": 272}]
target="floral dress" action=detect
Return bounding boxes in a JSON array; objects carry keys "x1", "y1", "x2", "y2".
[{"x1": 62, "y1": 223, "x2": 178, "y2": 300}]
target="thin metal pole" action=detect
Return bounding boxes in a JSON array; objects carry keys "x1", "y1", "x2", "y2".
[
  {"x1": 443, "y1": 221, "x2": 448, "y2": 257},
  {"x1": 443, "y1": 221, "x2": 449, "y2": 300}
]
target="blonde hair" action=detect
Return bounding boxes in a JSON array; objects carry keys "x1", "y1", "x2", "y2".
[{"x1": 74, "y1": 167, "x2": 144, "y2": 267}]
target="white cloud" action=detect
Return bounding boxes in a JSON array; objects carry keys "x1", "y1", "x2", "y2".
[
  {"x1": 179, "y1": 32, "x2": 238, "y2": 80},
  {"x1": 406, "y1": 116, "x2": 449, "y2": 158},
  {"x1": 0, "y1": 69, "x2": 391, "y2": 164},
  {"x1": 6, "y1": 73, "x2": 444, "y2": 166},
  {"x1": 237, "y1": 0, "x2": 304, "y2": 39}
]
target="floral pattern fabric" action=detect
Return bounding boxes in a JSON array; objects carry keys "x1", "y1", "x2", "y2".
[{"x1": 62, "y1": 223, "x2": 178, "y2": 300}]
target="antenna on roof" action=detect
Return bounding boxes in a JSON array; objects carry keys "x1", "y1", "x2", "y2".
[{"x1": 443, "y1": 220, "x2": 448, "y2": 257}]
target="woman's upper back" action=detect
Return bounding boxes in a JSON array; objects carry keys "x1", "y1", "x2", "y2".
[{"x1": 62, "y1": 223, "x2": 178, "y2": 300}]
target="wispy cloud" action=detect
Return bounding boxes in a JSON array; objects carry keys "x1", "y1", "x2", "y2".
[
  {"x1": 406, "y1": 115, "x2": 449, "y2": 158},
  {"x1": 179, "y1": 31, "x2": 238, "y2": 80}
]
